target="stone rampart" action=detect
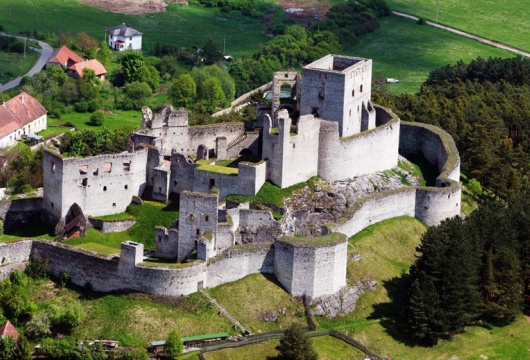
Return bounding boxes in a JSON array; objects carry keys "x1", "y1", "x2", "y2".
[
  {"x1": 189, "y1": 123, "x2": 246, "y2": 156},
  {"x1": 0, "y1": 240, "x2": 33, "y2": 280},
  {"x1": 226, "y1": 132, "x2": 260, "y2": 159},
  {"x1": 318, "y1": 106, "x2": 400, "y2": 182},
  {"x1": 89, "y1": 218, "x2": 136, "y2": 233},
  {"x1": 274, "y1": 234, "x2": 347, "y2": 298},
  {"x1": 330, "y1": 121, "x2": 461, "y2": 237},
  {"x1": 206, "y1": 243, "x2": 274, "y2": 288}
]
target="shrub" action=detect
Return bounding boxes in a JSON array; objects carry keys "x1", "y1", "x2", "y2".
[
  {"x1": 417, "y1": 17, "x2": 426, "y2": 25},
  {"x1": 90, "y1": 112, "x2": 105, "y2": 126},
  {"x1": 74, "y1": 101, "x2": 88, "y2": 113}
]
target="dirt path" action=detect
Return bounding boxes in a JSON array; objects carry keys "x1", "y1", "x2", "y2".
[
  {"x1": 393, "y1": 11, "x2": 530, "y2": 59},
  {"x1": 0, "y1": 33, "x2": 53, "y2": 92}
]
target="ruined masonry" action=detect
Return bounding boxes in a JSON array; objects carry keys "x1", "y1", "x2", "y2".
[{"x1": 2, "y1": 54, "x2": 461, "y2": 300}]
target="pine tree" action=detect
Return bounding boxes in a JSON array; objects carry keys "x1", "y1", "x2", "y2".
[
  {"x1": 491, "y1": 248, "x2": 523, "y2": 324},
  {"x1": 13, "y1": 335, "x2": 32, "y2": 360},
  {"x1": 276, "y1": 323, "x2": 318, "y2": 360}
]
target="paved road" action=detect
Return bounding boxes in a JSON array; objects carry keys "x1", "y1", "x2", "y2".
[
  {"x1": 0, "y1": 32, "x2": 53, "y2": 92},
  {"x1": 393, "y1": 11, "x2": 530, "y2": 58}
]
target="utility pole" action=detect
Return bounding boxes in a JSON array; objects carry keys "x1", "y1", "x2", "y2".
[
  {"x1": 223, "y1": 35, "x2": 225, "y2": 56},
  {"x1": 9, "y1": 3, "x2": 12, "y2": 21},
  {"x1": 24, "y1": 38, "x2": 26, "y2": 59},
  {"x1": 436, "y1": 0, "x2": 439, "y2": 23}
]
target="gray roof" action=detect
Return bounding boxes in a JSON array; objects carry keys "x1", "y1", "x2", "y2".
[{"x1": 107, "y1": 23, "x2": 142, "y2": 37}]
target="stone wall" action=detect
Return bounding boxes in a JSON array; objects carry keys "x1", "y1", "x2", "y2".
[
  {"x1": 0, "y1": 240, "x2": 33, "y2": 280},
  {"x1": 0, "y1": 198, "x2": 45, "y2": 233},
  {"x1": 318, "y1": 106, "x2": 400, "y2": 182},
  {"x1": 274, "y1": 234, "x2": 348, "y2": 298},
  {"x1": 154, "y1": 227, "x2": 179, "y2": 259},
  {"x1": 89, "y1": 218, "x2": 137, "y2": 233},
  {"x1": 262, "y1": 112, "x2": 320, "y2": 188},
  {"x1": 43, "y1": 149, "x2": 148, "y2": 219},
  {"x1": 206, "y1": 243, "x2": 274, "y2": 288},
  {"x1": 330, "y1": 120, "x2": 461, "y2": 237}
]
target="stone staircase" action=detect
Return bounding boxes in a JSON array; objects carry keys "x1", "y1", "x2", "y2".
[
  {"x1": 227, "y1": 134, "x2": 247, "y2": 150},
  {"x1": 200, "y1": 289, "x2": 248, "y2": 334}
]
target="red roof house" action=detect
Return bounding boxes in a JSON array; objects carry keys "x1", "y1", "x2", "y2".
[
  {"x1": 0, "y1": 320, "x2": 19, "y2": 340},
  {"x1": 67, "y1": 59, "x2": 107, "y2": 81},
  {"x1": 46, "y1": 45, "x2": 84, "y2": 68},
  {"x1": 0, "y1": 92, "x2": 48, "y2": 148}
]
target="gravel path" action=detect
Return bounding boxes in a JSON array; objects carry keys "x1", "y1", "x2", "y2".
[
  {"x1": 393, "y1": 11, "x2": 530, "y2": 58},
  {"x1": 0, "y1": 32, "x2": 53, "y2": 92}
]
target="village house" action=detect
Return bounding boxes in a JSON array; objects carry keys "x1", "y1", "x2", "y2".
[
  {"x1": 0, "y1": 92, "x2": 47, "y2": 149},
  {"x1": 67, "y1": 59, "x2": 108, "y2": 81},
  {"x1": 107, "y1": 23, "x2": 142, "y2": 51},
  {"x1": 46, "y1": 45, "x2": 84, "y2": 69}
]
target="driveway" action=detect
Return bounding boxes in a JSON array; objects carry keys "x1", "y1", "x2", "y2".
[{"x1": 0, "y1": 32, "x2": 53, "y2": 92}]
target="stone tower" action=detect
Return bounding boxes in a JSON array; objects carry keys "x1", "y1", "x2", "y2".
[{"x1": 300, "y1": 54, "x2": 375, "y2": 137}]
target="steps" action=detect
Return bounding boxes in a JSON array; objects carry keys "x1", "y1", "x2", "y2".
[{"x1": 200, "y1": 289, "x2": 248, "y2": 334}]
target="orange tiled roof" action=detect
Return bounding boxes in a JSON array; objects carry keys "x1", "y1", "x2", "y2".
[
  {"x1": 47, "y1": 45, "x2": 84, "y2": 67},
  {"x1": 68, "y1": 59, "x2": 107, "y2": 77},
  {"x1": 0, "y1": 320, "x2": 19, "y2": 340},
  {"x1": 0, "y1": 92, "x2": 47, "y2": 139}
]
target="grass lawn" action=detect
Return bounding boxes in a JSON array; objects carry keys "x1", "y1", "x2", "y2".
[
  {"x1": 0, "y1": 49, "x2": 39, "y2": 83},
  {"x1": 0, "y1": 0, "x2": 275, "y2": 57},
  {"x1": 51, "y1": 109, "x2": 142, "y2": 132},
  {"x1": 346, "y1": 15, "x2": 516, "y2": 94},
  {"x1": 203, "y1": 335, "x2": 367, "y2": 359},
  {"x1": 208, "y1": 273, "x2": 306, "y2": 334},
  {"x1": 386, "y1": 0, "x2": 530, "y2": 53}
]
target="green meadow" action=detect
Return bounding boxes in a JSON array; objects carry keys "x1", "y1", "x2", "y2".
[
  {"x1": 0, "y1": 0, "x2": 274, "y2": 56},
  {"x1": 0, "y1": 49, "x2": 39, "y2": 83},
  {"x1": 345, "y1": 15, "x2": 516, "y2": 93},
  {"x1": 386, "y1": 0, "x2": 530, "y2": 52}
]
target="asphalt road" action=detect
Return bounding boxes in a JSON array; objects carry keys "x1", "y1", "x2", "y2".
[
  {"x1": 393, "y1": 11, "x2": 530, "y2": 58},
  {"x1": 0, "y1": 32, "x2": 53, "y2": 92}
]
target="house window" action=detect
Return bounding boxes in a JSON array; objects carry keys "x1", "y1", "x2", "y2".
[
  {"x1": 196, "y1": 229, "x2": 200, "y2": 236},
  {"x1": 129, "y1": 36, "x2": 132, "y2": 40},
  {"x1": 352, "y1": 90, "x2": 355, "y2": 97},
  {"x1": 82, "y1": 178, "x2": 88, "y2": 187},
  {"x1": 360, "y1": 84, "x2": 363, "y2": 93},
  {"x1": 124, "y1": 185, "x2": 128, "y2": 190},
  {"x1": 51, "y1": 161, "x2": 56, "y2": 173},
  {"x1": 205, "y1": 215, "x2": 209, "y2": 222},
  {"x1": 103, "y1": 186, "x2": 107, "y2": 191},
  {"x1": 318, "y1": 92, "x2": 325, "y2": 100}
]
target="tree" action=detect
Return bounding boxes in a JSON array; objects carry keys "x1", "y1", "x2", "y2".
[
  {"x1": 13, "y1": 335, "x2": 32, "y2": 360},
  {"x1": 75, "y1": 32, "x2": 98, "y2": 52},
  {"x1": 202, "y1": 36, "x2": 222, "y2": 65},
  {"x1": 201, "y1": 77, "x2": 225, "y2": 112},
  {"x1": 164, "y1": 329, "x2": 183, "y2": 359},
  {"x1": 0, "y1": 336, "x2": 16, "y2": 360},
  {"x1": 25, "y1": 312, "x2": 52, "y2": 339},
  {"x1": 121, "y1": 51, "x2": 144, "y2": 82},
  {"x1": 275, "y1": 323, "x2": 318, "y2": 360},
  {"x1": 168, "y1": 74, "x2": 196, "y2": 108},
  {"x1": 90, "y1": 112, "x2": 105, "y2": 126},
  {"x1": 122, "y1": 81, "x2": 152, "y2": 110},
  {"x1": 97, "y1": 41, "x2": 111, "y2": 62}
]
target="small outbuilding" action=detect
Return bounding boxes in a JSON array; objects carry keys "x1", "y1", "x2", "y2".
[
  {"x1": 107, "y1": 23, "x2": 142, "y2": 51},
  {"x1": 0, "y1": 320, "x2": 19, "y2": 340},
  {"x1": 67, "y1": 59, "x2": 107, "y2": 81},
  {"x1": 46, "y1": 45, "x2": 84, "y2": 69}
]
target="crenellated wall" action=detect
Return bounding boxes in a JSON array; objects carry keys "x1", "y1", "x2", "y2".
[{"x1": 317, "y1": 106, "x2": 400, "y2": 182}]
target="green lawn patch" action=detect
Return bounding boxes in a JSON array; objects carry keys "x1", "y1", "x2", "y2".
[
  {"x1": 0, "y1": 1, "x2": 273, "y2": 56},
  {"x1": 140, "y1": 258, "x2": 202, "y2": 268},
  {"x1": 386, "y1": 0, "x2": 530, "y2": 53},
  {"x1": 204, "y1": 340, "x2": 280, "y2": 360},
  {"x1": 90, "y1": 213, "x2": 135, "y2": 221},
  {"x1": 346, "y1": 15, "x2": 515, "y2": 94},
  {"x1": 208, "y1": 273, "x2": 306, "y2": 334},
  {"x1": 67, "y1": 242, "x2": 121, "y2": 256},
  {"x1": 57, "y1": 110, "x2": 141, "y2": 132},
  {"x1": 62, "y1": 229, "x2": 132, "y2": 251},
  {"x1": 0, "y1": 49, "x2": 39, "y2": 83}
]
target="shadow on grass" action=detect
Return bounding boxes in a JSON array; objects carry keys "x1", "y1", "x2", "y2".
[
  {"x1": 401, "y1": 153, "x2": 439, "y2": 187},
  {"x1": 260, "y1": 272, "x2": 292, "y2": 295},
  {"x1": 367, "y1": 274, "x2": 419, "y2": 347},
  {"x1": 2, "y1": 222, "x2": 55, "y2": 239}
]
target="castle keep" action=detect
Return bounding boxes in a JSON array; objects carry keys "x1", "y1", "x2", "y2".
[{"x1": 3, "y1": 55, "x2": 462, "y2": 299}]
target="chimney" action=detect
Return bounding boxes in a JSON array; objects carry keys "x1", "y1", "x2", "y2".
[
  {"x1": 20, "y1": 94, "x2": 24, "y2": 103},
  {"x1": 2, "y1": 101, "x2": 5, "y2": 107}
]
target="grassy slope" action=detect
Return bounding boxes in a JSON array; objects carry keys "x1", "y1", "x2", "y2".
[
  {"x1": 46, "y1": 110, "x2": 141, "y2": 133},
  {"x1": 345, "y1": 15, "x2": 515, "y2": 93},
  {"x1": 204, "y1": 336, "x2": 366, "y2": 359},
  {"x1": 386, "y1": 0, "x2": 530, "y2": 53},
  {"x1": 0, "y1": 50, "x2": 40, "y2": 83},
  {"x1": 0, "y1": 0, "x2": 271, "y2": 56}
]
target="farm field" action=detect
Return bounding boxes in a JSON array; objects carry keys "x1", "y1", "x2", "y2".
[
  {"x1": 345, "y1": 15, "x2": 516, "y2": 93},
  {"x1": 0, "y1": 49, "x2": 39, "y2": 84},
  {"x1": 386, "y1": 0, "x2": 530, "y2": 53},
  {"x1": 0, "y1": 0, "x2": 274, "y2": 56}
]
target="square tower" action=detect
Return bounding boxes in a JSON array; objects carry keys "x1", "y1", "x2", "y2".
[{"x1": 300, "y1": 54, "x2": 373, "y2": 137}]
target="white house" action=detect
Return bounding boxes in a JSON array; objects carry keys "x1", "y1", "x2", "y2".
[
  {"x1": 0, "y1": 92, "x2": 47, "y2": 149},
  {"x1": 107, "y1": 23, "x2": 142, "y2": 51}
]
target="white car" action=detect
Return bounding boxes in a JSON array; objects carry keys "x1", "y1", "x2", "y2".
[{"x1": 386, "y1": 78, "x2": 399, "y2": 83}]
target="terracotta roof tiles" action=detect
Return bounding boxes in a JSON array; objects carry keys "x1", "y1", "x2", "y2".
[
  {"x1": 0, "y1": 92, "x2": 47, "y2": 139},
  {"x1": 0, "y1": 320, "x2": 19, "y2": 340},
  {"x1": 47, "y1": 45, "x2": 84, "y2": 67},
  {"x1": 68, "y1": 59, "x2": 107, "y2": 77}
]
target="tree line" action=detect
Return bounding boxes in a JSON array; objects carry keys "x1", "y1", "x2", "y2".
[
  {"x1": 399, "y1": 191, "x2": 530, "y2": 345},
  {"x1": 377, "y1": 56, "x2": 530, "y2": 200}
]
